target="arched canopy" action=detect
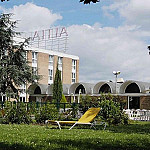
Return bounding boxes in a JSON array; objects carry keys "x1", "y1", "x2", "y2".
[
  {"x1": 46, "y1": 84, "x2": 53, "y2": 95},
  {"x1": 28, "y1": 83, "x2": 48, "y2": 95},
  {"x1": 93, "y1": 82, "x2": 117, "y2": 94},
  {"x1": 125, "y1": 83, "x2": 140, "y2": 93},
  {"x1": 69, "y1": 83, "x2": 94, "y2": 95},
  {"x1": 46, "y1": 84, "x2": 71, "y2": 95},
  {"x1": 75, "y1": 84, "x2": 85, "y2": 94},
  {"x1": 99, "y1": 83, "x2": 111, "y2": 93},
  {"x1": 34, "y1": 86, "x2": 41, "y2": 94},
  {"x1": 63, "y1": 84, "x2": 71, "y2": 95},
  {"x1": 119, "y1": 80, "x2": 147, "y2": 94}
]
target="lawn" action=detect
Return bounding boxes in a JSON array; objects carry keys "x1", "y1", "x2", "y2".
[{"x1": 0, "y1": 122, "x2": 150, "y2": 150}]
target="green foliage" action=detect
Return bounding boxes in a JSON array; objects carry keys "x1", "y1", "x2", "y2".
[
  {"x1": 35, "y1": 104, "x2": 58, "y2": 123},
  {"x1": 99, "y1": 93, "x2": 127, "y2": 110},
  {"x1": 1, "y1": 0, "x2": 9, "y2": 2},
  {"x1": 60, "y1": 94, "x2": 71, "y2": 108},
  {"x1": 80, "y1": 0, "x2": 99, "y2": 4},
  {"x1": 99, "y1": 99, "x2": 129, "y2": 125},
  {"x1": 1, "y1": 0, "x2": 100, "y2": 4},
  {"x1": 79, "y1": 94, "x2": 128, "y2": 125},
  {"x1": 3, "y1": 102, "x2": 32, "y2": 124},
  {"x1": 28, "y1": 102, "x2": 37, "y2": 115},
  {"x1": 53, "y1": 65, "x2": 63, "y2": 103},
  {"x1": 0, "y1": 13, "x2": 39, "y2": 96},
  {"x1": 60, "y1": 94, "x2": 67, "y2": 103},
  {"x1": 80, "y1": 95, "x2": 99, "y2": 113}
]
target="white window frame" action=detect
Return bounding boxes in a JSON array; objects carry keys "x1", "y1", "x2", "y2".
[
  {"x1": 58, "y1": 57, "x2": 63, "y2": 68},
  {"x1": 48, "y1": 69, "x2": 53, "y2": 81},
  {"x1": 32, "y1": 67, "x2": 38, "y2": 75},
  {"x1": 72, "y1": 59, "x2": 76, "y2": 70},
  {"x1": 49, "y1": 55, "x2": 54, "y2": 66},
  {"x1": 32, "y1": 52, "x2": 37, "y2": 63},
  {"x1": 72, "y1": 72, "x2": 76, "y2": 83}
]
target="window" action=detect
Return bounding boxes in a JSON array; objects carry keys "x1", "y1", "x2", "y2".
[
  {"x1": 48, "y1": 69, "x2": 53, "y2": 81},
  {"x1": 72, "y1": 72, "x2": 76, "y2": 83},
  {"x1": 72, "y1": 59, "x2": 76, "y2": 70},
  {"x1": 72, "y1": 59, "x2": 76, "y2": 83},
  {"x1": 20, "y1": 97, "x2": 25, "y2": 102},
  {"x1": 20, "y1": 84, "x2": 26, "y2": 94},
  {"x1": 32, "y1": 52, "x2": 37, "y2": 63},
  {"x1": 49, "y1": 55, "x2": 53, "y2": 66},
  {"x1": 58, "y1": 57, "x2": 63, "y2": 68},
  {"x1": 32, "y1": 67, "x2": 38, "y2": 75}
]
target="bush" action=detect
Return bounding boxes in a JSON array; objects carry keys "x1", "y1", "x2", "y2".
[
  {"x1": 35, "y1": 104, "x2": 58, "y2": 123},
  {"x1": 80, "y1": 95, "x2": 99, "y2": 113},
  {"x1": 60, "y1": 94, "x2": 71, "y2": 109},
  {"x1": 60, "y1": 94, "x2": 67, "y2": 103},
  {"x1": 3, "y1": 103, "x2": 32, "y2": 124},
  {"x1": 99, "y1": 99, "x2": 129, "y2": 125}
]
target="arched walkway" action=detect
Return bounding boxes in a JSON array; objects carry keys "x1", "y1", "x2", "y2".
[
  {"x1": 124, "y1": 82, "x2": 140, "y2": 109},
  {"x1": 34, "y1": 86, "x2": 41, "y2": 94},
  {"x1": 125, "y1": 83, "x2": 140, "y2": 93},
  {"x1": 75, "y1": 84, "x2": 86, "y2": 94},
  {"x1": 99, "y1": 83, "x2": 111, "y2": 93}
]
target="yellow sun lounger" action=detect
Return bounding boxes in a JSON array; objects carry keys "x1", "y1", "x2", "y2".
[{"x1": 45, "y1": 107, "x2": 106, "y2": 130}]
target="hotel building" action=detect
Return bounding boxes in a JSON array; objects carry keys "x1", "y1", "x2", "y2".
[{"x1": 18, "y1": 47, "x2": 79, "y2": 102}]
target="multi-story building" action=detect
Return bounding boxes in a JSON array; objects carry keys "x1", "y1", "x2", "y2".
[
  {"x1": 22, "y1": 47, "x2": 79, "y2": 102},
  {"x1": 0, "y1": 46, "x2": 79, "y2": 102}
]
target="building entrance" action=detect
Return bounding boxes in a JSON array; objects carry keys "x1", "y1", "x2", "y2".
[{"x1": 129, "y1": 96, "x2": 140, "y2": 109}]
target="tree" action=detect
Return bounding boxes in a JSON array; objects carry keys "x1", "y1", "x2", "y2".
[
  {"x1": 53, "y1": 65, "x2": 63, "y2": 103},
  {"x1": 0, "y1": 13, "x2": 39, "y2": 99},
  {"x1": 1, "y1": 0, "x2": 100, "y2": 4},
  {"x1": 80, "y1": 0, "x2": 99, "y2": 4},
  {"x1": 1, "y1": 0, "x2": 9, "y2": 2}
]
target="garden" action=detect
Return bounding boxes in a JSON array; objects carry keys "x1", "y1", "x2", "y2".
[{"x1": 0, "y1": 95, "x2": 150, "y2": 150}]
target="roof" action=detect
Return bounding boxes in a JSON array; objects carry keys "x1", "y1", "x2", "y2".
[{"x1": 26, "y1": 47, "x2": 79, "y2": 60}]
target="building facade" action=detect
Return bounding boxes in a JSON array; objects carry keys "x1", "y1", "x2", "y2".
[{"x1": 0, "y1": 47, "x2": 79, "y2": 102}]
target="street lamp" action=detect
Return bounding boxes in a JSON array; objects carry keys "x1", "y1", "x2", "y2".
[{"x1": 113, "y1": 71, "x2": 121, "y2": 94}]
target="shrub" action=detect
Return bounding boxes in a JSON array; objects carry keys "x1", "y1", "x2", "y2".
[
  {"x1": 60, "y1": 94, "x2": 71, "y2": 109},
  {"x1": 28, "y1": 102, "x2": 37, "y2": 115},
  {"x1": 99, "y1": 99, "x2": 128, "y2": 125},
  {"x1": 4, "y1": 103, "x2": 32, "y2": 124},
  {"x1": 80, "y1": 95, "x2": 99, "y2": 113},
  {"x1": 35, "y1": 104, "x2": 58, "y2": 123},
  {"x1": 60, "y1": 94, "x2": 67, "y2": 103}
]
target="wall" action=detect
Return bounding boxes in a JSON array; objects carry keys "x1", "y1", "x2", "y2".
[
  {"x1": 140, "y1": 96, "x2": 150, "y2": 109},
  {"x1": 38, "y1": 52, "x2": 49, "y2": 84},
  {"x1": 62, "y1": 57, "x2": 72, "y2": 84}
]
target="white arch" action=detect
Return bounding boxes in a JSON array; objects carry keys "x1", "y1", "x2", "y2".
[
  {"x1": 119, "y1": 80, "x2": 145, "y2": 94},
  {"x1": 93, "y1": 82, "x2": 116, "y2": 94},
  {"x1": 69, "y1": 83, "x2": 94, "y2": 95},
  {"x1": 28, "y1": 83, "x2": 48, "y2": 95}
]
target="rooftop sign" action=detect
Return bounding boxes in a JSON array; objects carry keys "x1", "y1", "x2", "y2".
[{"x1": 22, "y1": 27, "x2": 69, "y2": 52}]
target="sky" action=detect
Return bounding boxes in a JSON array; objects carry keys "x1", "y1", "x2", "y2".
[{"x1": 1, "y1": 0, "x2": 150, "y2": 83}]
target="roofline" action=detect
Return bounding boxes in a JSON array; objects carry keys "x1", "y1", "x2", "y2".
[{"x1": 25, "y1": 46, "x2": 79, "y2": 60}]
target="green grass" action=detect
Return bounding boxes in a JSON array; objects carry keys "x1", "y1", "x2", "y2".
[{"x1": 0, "y1": 121, "x2": 150, "y2": 150}]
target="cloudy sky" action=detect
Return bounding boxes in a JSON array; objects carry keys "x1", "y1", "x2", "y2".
[{"x1": 1, "y1": 0, "x2": 150, "y2": 83}]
